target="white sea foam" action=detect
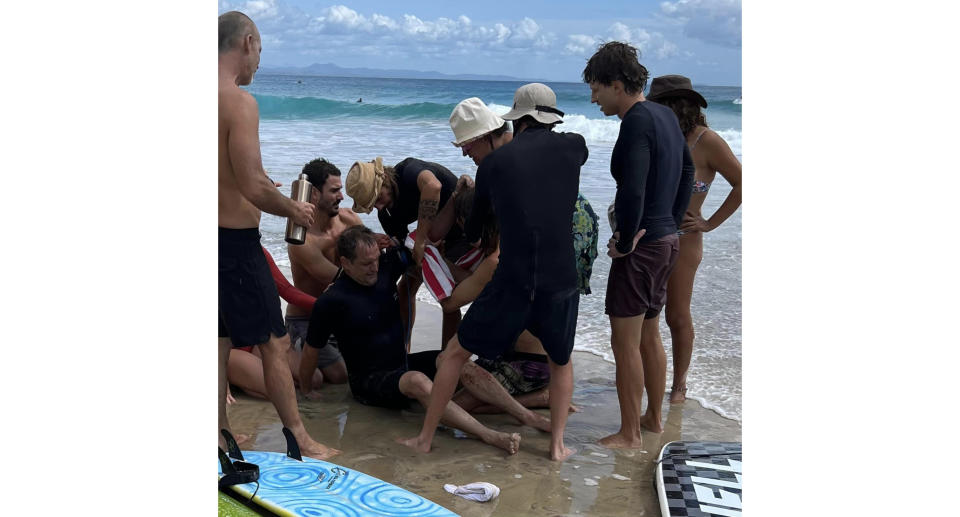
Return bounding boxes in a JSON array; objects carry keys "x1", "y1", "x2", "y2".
[
  {"x1": 488, "y1": 102, "x2": 741, "y2": 156},
  {"x1": 732, "y1": 97, "x2": 742, "y2": 105}
]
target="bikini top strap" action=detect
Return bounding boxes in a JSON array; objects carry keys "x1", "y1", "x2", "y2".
[{"x1": 690, "y1": 127, "x2": 709, "y2": 151}]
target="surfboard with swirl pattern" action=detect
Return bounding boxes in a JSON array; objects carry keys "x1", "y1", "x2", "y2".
[{"x1": 218, "y1": 451, "x2": 459, "y2": 517}]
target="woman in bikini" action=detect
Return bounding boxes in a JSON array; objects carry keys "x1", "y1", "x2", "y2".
[{"x1": 646, "y1": 75, "x2": 742, "y2": 403}]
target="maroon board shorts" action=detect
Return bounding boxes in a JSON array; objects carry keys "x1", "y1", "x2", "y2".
[{"x1": 605, "y1": 233, "x2": 680, "y2": 319}]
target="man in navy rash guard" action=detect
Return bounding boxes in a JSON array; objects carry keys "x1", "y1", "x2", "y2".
[{"x1": 583, "y1": 41, "x2": 694, "y2": 449}]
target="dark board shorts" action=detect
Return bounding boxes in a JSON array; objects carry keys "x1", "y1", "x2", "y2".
[
  {"x1": 218, "y1": 228, "x2": 287, "y2": 348},
  {"x1": 605, "y1": 233, "x2": 680, "y2": 319}
]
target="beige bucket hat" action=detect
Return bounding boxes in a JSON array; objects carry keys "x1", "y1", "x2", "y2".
[
  {"x1": 345, "y1": 156, "x2": 384, "y2": 214},
  {"x1": 500, "y1": 83, "x2": 564, "y2": 124},
  {"x1": 449, "y1": 97, "x2": 505, "y2": 147}
]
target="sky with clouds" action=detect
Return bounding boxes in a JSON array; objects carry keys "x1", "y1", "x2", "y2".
[{"x1": 218, "y1": 0, "x2": 741, "y2": 85}]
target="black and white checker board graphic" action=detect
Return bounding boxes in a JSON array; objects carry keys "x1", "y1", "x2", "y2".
[{"x1": 655, "y1": 441, "x2": 742, "y2": 517}]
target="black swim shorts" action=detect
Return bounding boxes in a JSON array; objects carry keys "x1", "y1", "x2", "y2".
[
  {"x1": 218, "y1": 228, "x2": 287, "y2": 348},
  {"x1": 349, "y1": 350, "x2": 440, "y2": 409},
  {"x1": 458, "y1": 281, "x2": 580, "y2": 366}
]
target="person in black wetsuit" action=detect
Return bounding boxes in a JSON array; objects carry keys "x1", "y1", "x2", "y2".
[
  {"x1": 583, "y1": 41, "x2": 695, "y2": 449},
  {"x1": 344, "y1": 156, "x2": 473, "y2": 350},
  {"x1": 400, "y1": 83, "x2": 586, "y2": 461},
  {"x1": 299, "y1": 225, "x2": 521, "y2": 455}
]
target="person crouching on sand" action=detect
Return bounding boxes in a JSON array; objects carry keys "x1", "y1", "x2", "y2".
[
  {"x1": 344, "y1": 156, "x2": 473, "y2": 350},
  {"x1": 400, "y1": 84, "x2": 587, "y2": 461}
]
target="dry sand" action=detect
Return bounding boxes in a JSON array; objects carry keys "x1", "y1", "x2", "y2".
[{"x1": 226, "y1": 299, "x2": 741, "y2": 516}]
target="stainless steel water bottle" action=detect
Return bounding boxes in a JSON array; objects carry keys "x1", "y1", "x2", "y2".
[{"x1": 284, "y1": 173, "x2": 312, "y2": 245}]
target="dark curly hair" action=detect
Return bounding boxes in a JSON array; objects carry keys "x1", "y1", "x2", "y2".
[
  {"x1": 653, "y1": 96, "x2": 708, "y2": 136},
  {"x1": 301, "y1": 157, "x2": 341, "y2": 190},
  {"x1": 582, "y1": 41, "x2": 649, "y2": 95}
]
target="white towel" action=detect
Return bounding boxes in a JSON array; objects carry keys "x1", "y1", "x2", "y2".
[{"x1": 443, "y1": 482, "x2": 500, "y2": 502}]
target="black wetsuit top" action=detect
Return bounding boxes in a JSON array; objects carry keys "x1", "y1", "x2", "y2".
[
  {"x1": 465, "y1": 127, "x2": 587, "y2": 294},
  {"x1": 611, "y1": 101, "x2": 695, "y2": 254},
  {"x1": 306, "y1": 246, "x2": 412, "y2": 393},
  {"x1": 378, "y1": 157, "x2": 459, "y2": 241}
]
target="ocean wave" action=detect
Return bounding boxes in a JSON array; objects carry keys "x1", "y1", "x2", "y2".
[
  {"x1": 732, "y1": 97, "x2": 742, "y2": 105},
  {"x1": 488, "y1": 103, "x2": 622, "y2": 145},
  {"x1": 255, "y1": 94, "x2": 457, "y2": 120}
]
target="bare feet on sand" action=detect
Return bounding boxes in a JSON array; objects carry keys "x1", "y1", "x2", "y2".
[
  {"x1": 397, "y1": 436, "x2": 432, "y2": 453},
  {"x1": 486, "y1": 432, "x2": 521, "y2": 455},
  {"x1": 301, "y1": 439, "x2": 341, "y2": 460},
  {"x1": 598, "y1": 431, "x2": 643, "y2": 449},
  {"x1": 550, "y1": 445, "x2": 576, "y2": 461},
  {"x1": 669, "y1": 385, "x2": 687, "y2": 404},
  {"x1": 639, "y1": 414, "x2": 663, "y2": 433}
]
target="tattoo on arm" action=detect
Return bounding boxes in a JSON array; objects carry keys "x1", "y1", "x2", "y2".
[{"x1": 419, "y1": 199, "x2": 439, "y2": 221}]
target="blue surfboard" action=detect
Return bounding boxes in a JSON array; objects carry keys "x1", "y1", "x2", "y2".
[{"x1": 218, "y1": 450, "x2": 459, "y2": 517}]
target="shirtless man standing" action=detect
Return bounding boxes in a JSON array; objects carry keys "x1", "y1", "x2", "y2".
[
  {"x1": 286, "y1": 158, "x2": 362, "y2": 393},
  {"x1": 218, "y1": 11, "x2": 337, "y2": 459}
]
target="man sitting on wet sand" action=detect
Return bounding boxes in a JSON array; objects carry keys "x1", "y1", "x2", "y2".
[
  {"x1": 299, "y1": 225, "x2": 521, "y2": 455},
  {"x1": 286, "y1": 157, "x2": 364, "y2": 392}
]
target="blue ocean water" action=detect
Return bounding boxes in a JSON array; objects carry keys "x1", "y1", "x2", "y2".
[{"x1": 244, "y1": 74, "x2": 742, "y2": 422}]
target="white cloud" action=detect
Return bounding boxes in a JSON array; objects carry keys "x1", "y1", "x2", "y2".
[
  {"x1": 660, "y1": 0, "x2": 741, "y2": 48},
  {"x1": 564, "y1": 23, "x2": 681, "y2": 61},
  {"x1": 565, "y1": 34, "x2": 598, "y2": 54}
]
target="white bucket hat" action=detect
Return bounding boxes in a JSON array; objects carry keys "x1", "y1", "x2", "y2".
[
  {"x1": 500, "y1": 83, "x2": 564, "y2": 125},
  {"x1": 449, "y1": 97, "x2": 505, "y2": 147}
]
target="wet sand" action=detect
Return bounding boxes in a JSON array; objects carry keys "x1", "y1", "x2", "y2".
[{"x1": 226, "y1": 299, "x2": 741, "y2": 516}]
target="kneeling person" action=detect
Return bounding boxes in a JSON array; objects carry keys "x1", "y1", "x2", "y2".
[{"x1": 299, "y1": 226, "x2": 520, "y2": 454}]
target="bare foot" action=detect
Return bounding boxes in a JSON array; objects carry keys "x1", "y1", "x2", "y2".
[
  {"x1": 301, "y1": 439, "x2": 341, "y2": 460},
  {"x1": 598, "y1": 431, "x2": 643, "y2": 449},
  {"x1": 523, "y1": 412, "x2": 553, "y2": 433},
  {"x1": 568, "y1": 403, "x2": 581, "y2": 413},
  {"x1": 639, "y1": 414, "x2": 663, "y2": 433},
  {"x1": 485, "y1": 432, "x2": 521, "y2": 455},
  {"x1": 396, "y1": 436, "x2": 431, "y2": 453},
  {"x1": 550, "y1": 445, "x2": 576, "y2": 461},
  {"x1": 669, "y1": 385, "x2": 687, "y2": 404}
]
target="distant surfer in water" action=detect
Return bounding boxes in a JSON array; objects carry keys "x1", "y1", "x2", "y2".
[
  {"x1": 218, "y1": 11, "x2": 339, "y2": 460},
  {"x1": 357, "y1": 97, "x2": 362, "y2": 103}
]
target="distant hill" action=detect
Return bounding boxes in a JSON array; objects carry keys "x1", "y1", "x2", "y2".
[{"x1": 259, "y1": 62, "x2": 538, "y2": 82}]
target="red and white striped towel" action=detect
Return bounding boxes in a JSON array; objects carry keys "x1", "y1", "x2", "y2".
[{"x1": 405, "y1": 230, "x2": 482, "y2": 302}]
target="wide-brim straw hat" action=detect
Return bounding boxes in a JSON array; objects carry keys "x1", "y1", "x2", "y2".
[
  {"x1": 450, "y1": 97, "x2": 505, "y2": 147},
  {"x1": 647, "y1": 75, "x2": 708, "y2": 108},
  {"x1": 345, "y1": 156, "x2": 384, "y2": 214},
  {"x1": 500, "y1": 83, "x2": 564, "y2": 125}
]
